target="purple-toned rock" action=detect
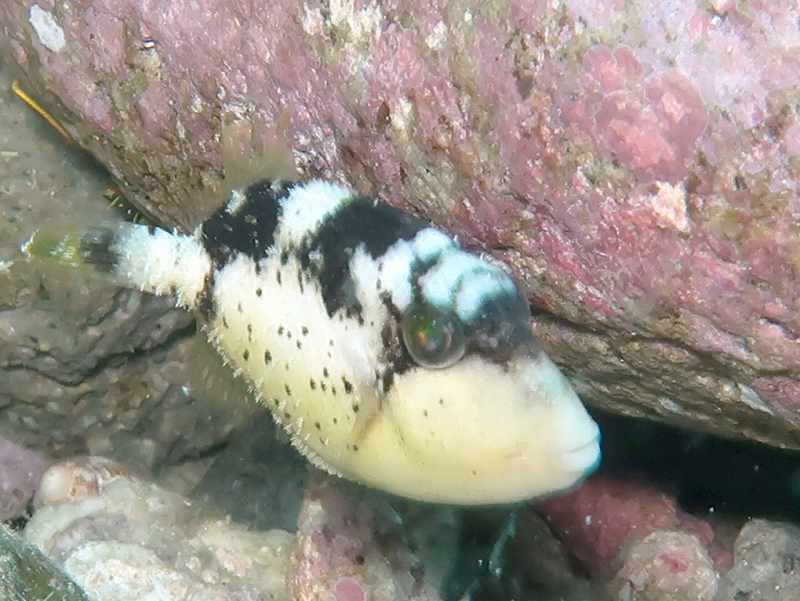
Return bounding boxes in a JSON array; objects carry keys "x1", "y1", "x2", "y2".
[
  {"x1": 537, "y1": 473, "x2": 730, "y2": 577},
  {"x1": 290, "y1": 476, "x2": 441, "y2": 601},
  {"x1": 609, "y1": 530, "x2": 718, "y2": 601},
  {"x1": 1, "y1": 2, "x2": 800, "y2": 447},
  {"x1": 0, "y1": 437, "x2": 50, "y2": 520}
]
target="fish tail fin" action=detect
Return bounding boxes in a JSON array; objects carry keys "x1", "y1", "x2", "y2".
[
  {"x1": 22, "y1": 223, "x2": 212, "y2": 309},
  {"x1": 76, "y1": 227, "x2": 120, "y2": 272},
  {"x1": 20, "y1": 227, "x2": 116, "y2": 271}
]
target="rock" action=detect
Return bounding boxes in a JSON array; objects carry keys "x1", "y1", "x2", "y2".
[
  {"x1": 608, "y1": 530, "x2": 718, "y2": 601},
  {"x1": 63, "y1": 542, "x2": 199, "y2": 601},
  {"x1": 23, "y1": 456, "x2": 294, "y2": 601},
  {"x1": 34, "y1": 455, "x2": 133, "y2": 508},
  {"x1": 1, "y1": 1, "x2": 799, "y2": 448},
  {"x1": 290, "y1": 475, "x2": 442, "y2": 601},
  {"x1": 0, "y1": 437, "x2": 50, "y2": 520},
  {"x1": 0, "y1": 522, "x2": 90, "y2": 601},
  {"x1": 717, "y1": 519, "x2": 800, "y2": 601},
  {"x1": 537, "y1": 473, "x2": 722, "y2": 576},
  {"x1": 22, "y1": 456, "x2": 456, "y2": 601},
  {"x1": 0, "y1": 58, "x2": 247, "y2": 470}
]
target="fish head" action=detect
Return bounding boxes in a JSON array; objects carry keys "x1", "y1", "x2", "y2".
[{"x1": 339, "y1": 255, "x2": 602, "y2": 504}]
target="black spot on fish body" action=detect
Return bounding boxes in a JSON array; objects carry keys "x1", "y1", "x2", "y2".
[
  {"x1": 342, "y1": 377, "x2": 353, "y2": 394},
  {"x1": 264, "y1": 350, "x2": 272, "y2": 364}
]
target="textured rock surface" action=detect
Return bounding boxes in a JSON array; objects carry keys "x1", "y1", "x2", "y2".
[
  {"x1": 289, "y1": 476, "x2": 442, "y2": 601},
  {"x1": 25, "y1": 456, "x2": 296, "y2": 601},
  {"x1": 0, "y1": 59, "x2": 249, "y2": 466},
  {"x1": 20, "y1": 456, "x2": 449, "y2": 601},
  {"x1": 608, "y1": 530, "x2": 718, "y2": 601},
  {"x1": 0, "y1": 523, "x2": 89, "y2": 601},
  {"x1": 537, "y1": 473, "x2": 728, "y2": 577},
  {"x1": 1, "y1": 1, "x2": 799, "y2": 447},
  {"x1": 0, "y1": 437, "x2": 50, "y2": 520},
  {"x1": 717, "y1": 519, "x2": 800, "y2": 601}
]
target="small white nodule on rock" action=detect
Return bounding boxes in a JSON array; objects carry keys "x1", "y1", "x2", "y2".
[{"x1": 29, "y1": 5, "x2": 66, "y2": 53}]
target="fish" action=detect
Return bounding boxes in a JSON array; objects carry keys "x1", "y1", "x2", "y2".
[{"x1": 24, "y1": 178, "x2": 601, "y2": 505}]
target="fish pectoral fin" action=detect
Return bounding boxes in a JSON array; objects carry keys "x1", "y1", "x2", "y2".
[{"x1": 345, "y1": 384, "x2": 385, "y2": 444}]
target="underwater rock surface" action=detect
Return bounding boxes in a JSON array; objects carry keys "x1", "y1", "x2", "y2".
[
  {"x1": 18, "y1": 455, "x2": 445, "y2": 601},
  {"x1": 609, "y1": 530, "x2": 718, "y2": 601},
  {"x1": 0, "y1": 523, "x2": 89, "y2": 601},
  {"x1": 23, "y1": 455, "x2": 296, "y2": 601},
  {"x1": 717, "y1": 519, "x2": 800, "y2": 601},
  {"x1": 0, "y1": 438, "x2": 50, "y2": 521},
  {"x1": 0, "y1": 58, "x2": 240, "y2": 478},
  {"x1": 2, "y1": 1, "x2": 799, "y2": 447},
  {"x1": 538, "y1": 473, "x2": 730, "y2": 578}
]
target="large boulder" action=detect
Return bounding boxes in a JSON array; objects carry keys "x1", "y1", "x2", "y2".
[{"x1": 1, "y1": 1, "x2": 799, "y2": 448}]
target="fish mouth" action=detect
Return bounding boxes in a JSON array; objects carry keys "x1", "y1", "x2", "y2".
[{"x1": 552, "y1": 432, "x2": 602, "y2": 474}]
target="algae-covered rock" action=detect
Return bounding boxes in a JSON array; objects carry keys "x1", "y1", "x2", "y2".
[{"x1": 0, "y1": 522, "x2": 89, "y2": 601}]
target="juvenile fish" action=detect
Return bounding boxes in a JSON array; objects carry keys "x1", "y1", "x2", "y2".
[{"x1": 28, "y1": 179, "x2": 601, "y2": 504}]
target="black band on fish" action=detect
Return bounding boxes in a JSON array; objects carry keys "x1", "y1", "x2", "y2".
[{"x1": 201, "y1": 179, "x2": 290, "y2": 266}]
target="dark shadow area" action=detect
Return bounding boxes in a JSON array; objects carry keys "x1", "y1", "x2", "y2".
[{"x1": 595, "y1": 410, "x2": 800, "y2": 522}]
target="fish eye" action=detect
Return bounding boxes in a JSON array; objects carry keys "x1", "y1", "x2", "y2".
[{"x1": 401, "y1": 303, "x2": 465, "y2": 369}]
